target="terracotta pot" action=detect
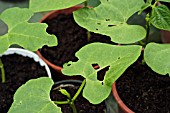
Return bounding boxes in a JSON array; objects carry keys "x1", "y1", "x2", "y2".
[
  {"x1": 36, "y1": 5, "x2": 83, "y2": 75},
  {"x1": 111, "y1": 49, "x2": 144, "y2": 113},
  {"x1": 161, "y1": 30, "x2": 170, "y2": 43},
  {"x1": 112, "y1": 83, "x2": 134, "y2": 113}
]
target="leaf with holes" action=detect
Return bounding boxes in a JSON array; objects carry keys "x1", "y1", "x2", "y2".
[
  {"x1": 29, "y1": 0, "x2": 86, "y2": 12},
  {"x1": 73, "y1": 0, "x2": 146, "y2": 44},
  {"x1": 8, "y1": 77, "x2": 62, "y2": 113},
  {"x1": 150, "y1": 5, "x2": 170, "y2": 31},
  {"x1": 62, "y1": 43, "x2": 142, "y2": 104},
  {"x1": 144, "y1": 43, "x2": 170, "y2": 75},
  {"x1": 0, "y1": 7, "x2": 57, "y2": 54}
]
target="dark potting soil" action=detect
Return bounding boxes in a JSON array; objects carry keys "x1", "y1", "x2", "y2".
[
  {"x1": 50, "y1": 82, "x2": 106, "y2": 113},
  {"x1": 40, "y1": 13, "x2": 114, "y2": 67},
  {"x1": 116, "y1": 57, "x2": 170, "y2": 113},
  {"x1": 0, "y1": 54, "x2": 48, "y2": 113}
]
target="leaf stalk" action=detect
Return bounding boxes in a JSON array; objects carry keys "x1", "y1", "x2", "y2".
[
  {"x1": 84, "y1": 0, "x2": 88, "y2": 7},
  {"x1": 0, "y1": 59, "x2": 5, "y2": 83},
  {"x1": 72, "y1": 79, "x2": 86, "y2": 101},
  {"x1": 144, "y1": 13, "x2": 151, "y2": 47}
]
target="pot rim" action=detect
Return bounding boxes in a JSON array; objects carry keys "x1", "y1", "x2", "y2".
[
  {"x1": 53, "y1": 79, "x2": 82, "y2": 89},
  {"x1": 0, "y1": 48, "x2": 52, "y2": 78},
  {"x1": 112, "y1": 83, "x2": 134, "y2": 113},
  {"x1": 37, "y1": 5, "x2": 84, "y2": 73}
]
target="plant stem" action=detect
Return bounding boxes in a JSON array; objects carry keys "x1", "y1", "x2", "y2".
[
  {"x1": 72, "y1": 79, "x2": 86, "y2": 101},
  {"x1": 87, "y1": 31, "x2": 91, "y2": 41},
  {"x1": 0, "y1": 58, "x2": 5, "y2": 83},
  {"x1": 68, "y1": 79, "x2": 86, "y2": 113},
  {"x1": 144, "y1": 0, "x2": 159, "y2": 47},
  {"x1": 152, "y1": 0, "x2": 159, "y2": 9},
  {"x1": 70, "y1": 102, "x2": 77, "y2": 113},
  {"x1": 144, "y1": 13, "x2": 151, "y2": 47},
  {"x1": 53, "y1": 100, "x2": 69, "y2": 105},
  {"x1": 84, "y1": 0, "x2": 88, "y2": 7}
]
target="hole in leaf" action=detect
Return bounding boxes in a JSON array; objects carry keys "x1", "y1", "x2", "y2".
[
  {"x1": 92, "y1": 64, "x2": 100, "y2": 70},
  {"x1": 97, "y1": 23, "x2": 101, "y2": 25},
  {"x1": 118, "y1": 57, "x2": 120, "y2": 59},
  {"x1": 67, "y1": 64, "x2": 71, "y2": 66},
  {"x1": 106, "y1": 19, "x2": 110, "y2": 21},
  {"x1": 97, "y1": 66, "x2": 110, "y2": 81},
  {"x1": 96, "y1": 28, "x2": 98, "y2": 30},
  {"x1": 108, "y1": 25, "x2": 115, "y2": 27}
]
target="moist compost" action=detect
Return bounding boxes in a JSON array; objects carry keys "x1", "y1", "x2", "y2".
[
  {"x1": 40, "y1": 13, "x2": 114, "y2": 67},
  {"x1": 116, "y1": 57, "x2": 170, "y2": 113},
  {"x1": 0, "y1": 54, "x2": 48, "y2": 113},
  {"x1": 50, "y1": 81, "x2": 106, "y2": 113}
]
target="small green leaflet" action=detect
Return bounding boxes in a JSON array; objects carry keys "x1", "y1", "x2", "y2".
[
  {"x1": 29, "y1": 0, "x2": 86, "y2": 12},
  {"x1": 0, "y1": 7, "x2": 57, "y2": 54},
  {"x1": 73, "y1": 0, "x2": 146, "y2": 44},
  {"x1": 144, "y1": 43, "x2": 170, "y2": 76},
  {"x1": 8, "y1": 77, "x2": 62, "y2": 113},
  {"x1": 59, "y1": 89, "x2": 71, "y2": 99},
  {"x1": 62, "y1": 43, "x2": 142, "y2": 104},
  {"x1": 151, "y1": 5, "x2": 170, "y2": 31}
]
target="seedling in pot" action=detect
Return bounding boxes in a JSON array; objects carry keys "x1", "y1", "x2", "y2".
[
  {"x1": 8, "y1": 78, "x2": 104, "y2": 113},
  {"x1": 63, "y1": 0, "x2": 170, "y2": 106},
  {"x1": 62, "y1": 0, "x2": 170, "y2": 110},
  {"x1": 7, "y1": 0, "x2": 170, "y2": 112},
  {"x1": 0, "y1": 7, "x2": 58, "y2": 83},
  {"x1": 53, "y1": 80, "x2": 86, "y2": 113}
]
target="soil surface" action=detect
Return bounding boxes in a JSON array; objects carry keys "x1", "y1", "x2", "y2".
[
  {"x1": 116, "y1": 56, "x2": 170, "y2": 113},
  {"x1": 40, "y1": 13, "x2": 114, "y2": 67},
  {"x1": 0, "y1": 54, "x2": 48, "y2": 113},
  {"x1": 50, "y1": 81, "x2": 106, "y2": 113}
]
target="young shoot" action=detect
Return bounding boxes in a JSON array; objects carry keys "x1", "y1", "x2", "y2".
[
  {"x1": 141, "y1": 0, "x2": 159, "y2": 47},
  {"x1": 0, "y1": 58, "x2": 5, "y2": 83},
  {"x1": 53, "y1": 79, "x2": 86, "y2": 113}
]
